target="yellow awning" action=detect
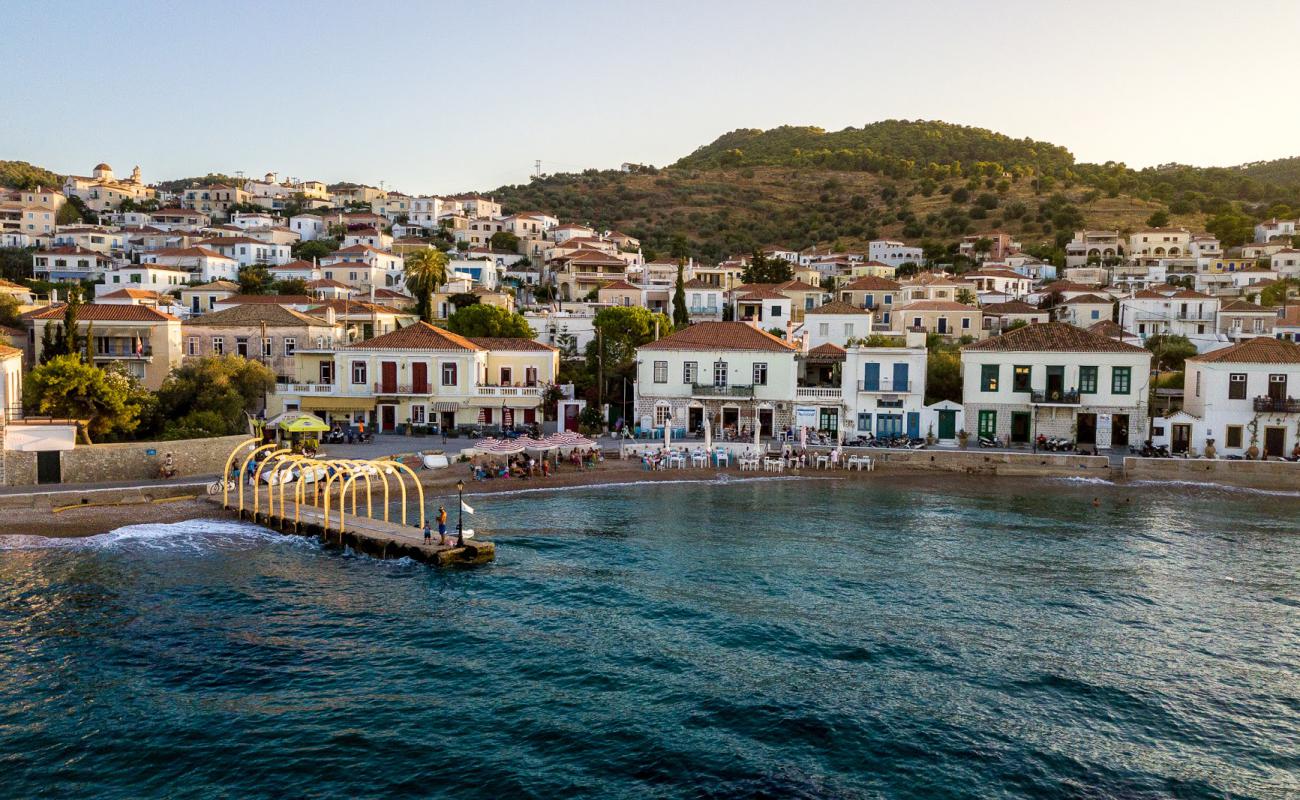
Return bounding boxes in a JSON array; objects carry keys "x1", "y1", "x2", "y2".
[{"x1": 300, "y1": 396, "x2": 377, "y2": 411}]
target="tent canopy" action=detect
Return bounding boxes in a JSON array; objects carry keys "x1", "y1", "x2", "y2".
[{"x1": 266, "y1": 411, "x2": 331, "y2": 433}]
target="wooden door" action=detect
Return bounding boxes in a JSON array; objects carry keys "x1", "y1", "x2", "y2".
[
  {"x1": 380, "y1": 361, "x2": 397, "y2": 393},
  {"x1": 380, "y1": 405, "x2": 396, "y2": 432},
  {"x1": 1264, "y1": 427, "x2": 1286, "y2": 458},
  {"x1": 411, "y1": 362, "x2": 428, "y2": 393}
]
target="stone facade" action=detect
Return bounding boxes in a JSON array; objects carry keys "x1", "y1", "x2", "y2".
[
  {"x1": 2, "y1": 434, "x2": 247, "y2": 486},
  {"x1": 960, "y1": 401, "x2": 1146, "y2": 449}
]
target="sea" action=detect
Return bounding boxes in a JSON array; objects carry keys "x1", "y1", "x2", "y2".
[{"x1": 0, "y1": 475, "x2": 1297, "y2": 799}]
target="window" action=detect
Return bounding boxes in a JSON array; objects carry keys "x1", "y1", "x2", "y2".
[
  {"x1": 818, "y1": 323, "x2": 829, "y2": 336},
  {"x1": 857, "y1": 413, "x2": 871, "y2": 431},
  {"x1": 683, "y1": 361, "x2": 697, "y2": 383},
  {"x1": 441, "y1": 362, "x2": 457, "y2": 386},
  {"x1": 912, "y1": 317, "x2": 922, "y2": 329},
  {"x1": 713, "y1": 360, "x2": 728, "y2": 387},
  {"x1": 500, "y1": 367, "x2": 513, "y2": 385},
  {"x1": 1112, "y1": 366, "x2": 1131, "y2": 394},
  {"x1": 980, "y1": 364, "x2": 999, "y2": 392},
  {"x1": 770, "y1": 305, "x2": 782, "y2": 318},
  {"x1": 1012, "y1": 365, "x2": 1031, "y2": 392},
  {"x1": 1228, "y1": 373, "x2": 1246, "y2": 400},
  {"x1": 961, "y1": 317, "x2": 970, "y2": 330},
  {"x1": 186, "y1": 336, "x2": 199, "y2": 356},
  {"x1": 262, "y1": 337, "x2": 273, "y2": 358},
  {"x1": 654, "y1": 404, "x2": 671, "y2": 426},
  {"x1": 525, "y1": 366, "x2": 538, "y2": 386},
  {"x1": 844, "y1": 323, "x2": 855, "y2": 337},
  {"x1": 351, "y1": 361, "x2": 367, "y2": 384},
  {"x1": 653, "y1": 360, "x2": 668, "y2": 383},
  {"x1": 212, "y1": 336, "x2": 224, "y2": 355},
  {"x1": 1225, "y1": 425, "x2": 1243, "y2": 449},
  {"x1": 978, "y1": 410, "x2": 997, "y2": 438},
  {"x1": 753, "y1": 362, "x2": 768, "y2": 386},
  {"x1": 411, "y1": 404, "x2": 426, "y2": 424},
  {"x1": 1079, "y1": 366, "x2": 1098, "y2": 394},
  {"x1": 284, "y1": 338, "x2": 296, "y2": 356}
]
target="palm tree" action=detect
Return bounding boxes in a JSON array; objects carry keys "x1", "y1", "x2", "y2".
[{"x1": 404, "y1": 248, "x2": 449, "y2": 323}]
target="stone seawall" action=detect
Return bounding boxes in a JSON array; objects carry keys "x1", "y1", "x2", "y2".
[
  {"x1": 2, "y1": 434, "x2": 247, "y2": 487},
  {"x1": 1121, "y1": 457, "x2": 1300, "y2": 491},
  {"x1": 868, "y1": 448, "x2": 1114, "y2": 478}
]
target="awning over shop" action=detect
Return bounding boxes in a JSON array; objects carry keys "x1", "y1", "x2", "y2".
[
  {"x1": 266, "y1": 411, "x2": 330, "y2": 433},
  {"x1": 300, "y1": 396, "x2": 377, "y2": 411},
  {"x1": 430, "y1": 402, "x2": 460, "y2": 412}
]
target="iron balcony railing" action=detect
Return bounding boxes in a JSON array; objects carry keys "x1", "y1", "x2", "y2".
[
  {"x1": 1031, "y1": 389, "x2": 1081, "y2": 405},
  {"x1": 1253, "y1": 396, "x2": 1300, "y2": 413},
  {"x1": 691, "y1": 383, "x2": 755, "y2": 398},
  {"x1": 858, "y1": 379, "x2": 912, "y2": 393},
  {"x1": 374, "y1": 382, "x2": 431, "y2": 395}
]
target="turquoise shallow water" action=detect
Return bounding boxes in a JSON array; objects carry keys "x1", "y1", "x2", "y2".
[{"x1": 1, "y1": 476, "x2": 1298, "y2": 799}]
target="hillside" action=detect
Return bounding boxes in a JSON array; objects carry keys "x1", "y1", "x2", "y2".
[
  {"x1": 487, "y1": 120, "x2": 1300, "y2": 262},
  {"x1": 0, "y1": 160, "x2": 63, "y2": 190}
]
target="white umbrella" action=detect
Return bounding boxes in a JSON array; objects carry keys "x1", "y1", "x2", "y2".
[
  {"x1": 703, "y1": 413, "x2": 712, "y2": 453},
  {"x1": 664, "y1": 418, "x2": 671, "y2": 450},
  {"x1": 800, "y1": 425, "x2": 807, "y2": 450},
  {"x1": 753, "y1": 409, "x2": 760, "y2": 450}
]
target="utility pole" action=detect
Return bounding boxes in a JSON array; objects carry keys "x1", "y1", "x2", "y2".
[
  {"x1": 534, "y1": 159, "x2": 542, "y2": 178},
  {"x1": 597, "y1": 327, "x2": 604, "y2": 413}
]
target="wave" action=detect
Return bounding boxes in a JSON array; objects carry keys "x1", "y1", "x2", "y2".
[
  {"x1": 1050, "y1": 475, "x2": 1300, "y2": 498},
  {"x1": 1052, "y1": 476, "x2": 1117, "y2": 486},
  {"x1": 0, "y1": 518, "x2": 300, "y2": 552}
]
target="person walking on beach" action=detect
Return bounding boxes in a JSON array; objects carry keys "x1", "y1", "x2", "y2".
[{"x1": 437, "y1": 505, "x2": 448, "y2": 544}]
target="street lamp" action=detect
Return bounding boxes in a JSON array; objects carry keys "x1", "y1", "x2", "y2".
[{"x1": 455, "y1": 479, "x2": 465, "y2": 546}]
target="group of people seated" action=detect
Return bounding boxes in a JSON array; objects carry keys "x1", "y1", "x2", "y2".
[{"x1": 469, "y1": 448, "x2": 603, "y2": 481}]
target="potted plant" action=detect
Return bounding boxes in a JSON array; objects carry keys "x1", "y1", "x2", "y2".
[
  {"x1": 957, "y1": 429, "x2": 970, "y2": 449},
  {"x1": 1203, "y1": 438, "x2": 1216, "y2": 460},
  {"x1": 1246, "y1": 418, "x2": 1260, "y2": 459},
  {"x1": 925, "y1": 424, "x2": 936, "y2": 446}
]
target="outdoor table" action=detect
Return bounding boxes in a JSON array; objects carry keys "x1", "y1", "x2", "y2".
[
  {"x1": 691, "y1": 452, "x2": 707, "y2": 468},
  {"x1": 816, "y1": 454, "x2": 830, "y2": 469},
  {"x1": 763, "y1": 457, "x2": 784, "y2": 473},
  {"x1": 714, "y1": 450, "x2": 730, "y2": 467}
]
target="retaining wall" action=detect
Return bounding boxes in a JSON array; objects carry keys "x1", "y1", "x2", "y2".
[
  {"x1": 869, "y1": 448, "x2": 1114, "y2": 477},
  {"x1": 2, "y1": 434, "x2": 248, "y2": 487},
  {"x1": 1121, "y1": 457, "x2": 1300, "y2": 491}
]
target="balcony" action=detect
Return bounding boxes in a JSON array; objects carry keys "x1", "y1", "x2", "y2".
[
  {"x1": 858, "y1": 379, "x2": 912, "y2": 393},
  {"x1": 795, "y1": 386, "x2": 842, "y2": 401},
  {"x1": 475, "y1": 385, "x2": 543, "y2": 398},
  {"x1": 1254, "y1": 396, "x2": 1300, "y2": 413},
  {"x1": 1031, "y1": 389, "x2": 1081, "y2": 405},
  {"x1": 688, "y1": 306, "x2": 720, "y2": 315},
  {"x1": 285, "y1": 382, "x2": 337, "y2": 394},
  {"x1": 374, "y1": 382, "x2": 431, "y2": 395},
  {"x1": 94, "y1": 346, "x2": 153, "y2": 360},
  {"x1": 691, "y1": 383, "x2": 755, "y2": 398}
]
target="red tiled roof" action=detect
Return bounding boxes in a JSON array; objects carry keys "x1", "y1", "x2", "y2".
[
  {"x1": 841, "y1": 276, "x2": 901, "y2": 291},
  {"x1": 981, "y1": 301, "x2": 1042, "y2": 315},
  {"x1": 347, "y1": 321, "x2": 480, "y2": 351},
  {"x1": 638, "y1": 321, "x2": 796, "y2": 353},
  {"x1": 1188, "y1": 337, "x2": 1300, "y2": 365},
  {"x1": 467, "y1": 337, "x2": 557, "y2": 352},
  {"x1": 963, "y1": 322, "x2": 1146, "y2": 353},
  {"x1": 218, "y1": 295, "x2": 315, "y2": 305},
  {"x1": 805, "y1": 299, "x2": 870, "y2": 315},
  {"x1": 600, "y1": 280, "x2": 640, "y2": 291},
  {"x1": 896, "y1": 300, "x2": 979, "y2": 312},
  {"x1": 28, "y1": 303, "x2": 179, "y2": 322}
]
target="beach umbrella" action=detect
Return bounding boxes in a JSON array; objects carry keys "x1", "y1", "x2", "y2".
[
  {"x1": 703, "y1": 414, "x2": 712, "y2": 452},
  {"x1": 475, "y1": 438, "x2": 524, "y2": 456},
  {"x1": 519, "y1": 436, "x2": 554, "y2": 452},
  {"x1": 502, "y1": 407, "x2": 514, "y2": 428},
  {"x1": 753, "y1": 409, "x2": 760, "y2": 450},
  {"x1": 800, "y1": 425, "x2": 807, "y2": 450}
]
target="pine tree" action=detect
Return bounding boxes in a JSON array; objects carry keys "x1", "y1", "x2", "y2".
[{"x1": 672, "y1": 262, "x2": 689, "y2": 328}]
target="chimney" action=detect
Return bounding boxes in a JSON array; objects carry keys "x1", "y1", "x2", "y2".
[
  {"x1": 785, "y1": 317, "x2": 794, "y2": 343},
  {"x1": 324, "y1": 307, "x2": 336, "y2": 326}
]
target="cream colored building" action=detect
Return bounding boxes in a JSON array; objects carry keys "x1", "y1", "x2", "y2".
[
  {"x1": 0, "y1": 343, "x2": 21, "y2": 422},
  {"x1": 62, "y1": 163, "x2": 155, "y2": 213},
  {"x1": 182, "y1": 303, "x2": 340, "y2": 385},
  {"x1": 27, "y1": 303, "x2": 182, "y2": 389},
  {"x1": 273, "y1": 323, "x2": 557, "y2": 432},
  {"x1": 892, "y1": 300, "x2": 984, "y2": 340}
]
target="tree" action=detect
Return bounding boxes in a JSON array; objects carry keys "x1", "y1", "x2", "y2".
[
  {"x1": 292, "y1": 239, "x2": 338, "y2": 262},
  {"x1": 672, "y1": 262, "x2": 689, "y2": 327},
  {"x1": 955, "y1": 288, "x2": 976, "y2": 305},
  {"x1": 56, "y1": 202, "x2": 82, "y2": 225},
  {"x1": 1005, "y1": 319, "x2": 1028, "y2": 331},
  {"x1": 448, "y1": 292, "x2": 479, "y2": 311},
  {"x1": 444, "y1": 304, "x2": 534, "y2": 338},
  {"x1": 150, "y1": 356, "x2": 275, "y2": 439},
  {"x1": 742, "y1": 251, "x2": 793, "y2": 284},
  {"x1": 0, "y1": 294, "x2": 20, "y2": 328},
  {"x1": 238, "y1": 265, "x2": 275, "y2": 295},
  {"x1": 277, "y1": 277, "x2": 309, "y2": 296},
  {"x1": 489, "y1": 231, "x2": 520, "y2": 251},
  {"x1": 1144, "y1": 334, "x2": 1198, "y2": 372},
  {"x1": 1204, "y1": 210, "x2": 1255, "y2": 248},
  {"x1": 1146, "y1": 209, "x2": 1170, "y2": 228},
  {"x1": 1260, "y1": 277, "x2": 1298, "y2": 306},
  {"x1": 24, "y1": 356, "x2": 142, "y2": 443},
  {"x1": 586, "y1": 305, "x2": 672, "y2": 413},
  {"x1": 925, "y1": 349, "x2": 961, "y2": 404},
  {"x1": 404, "y1": 248, "x2": 449, "y2": 323}
]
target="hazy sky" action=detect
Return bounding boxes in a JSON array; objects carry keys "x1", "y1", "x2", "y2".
[{"x1": 6, "y1": 0, "x2": 1299, "y2": 194}]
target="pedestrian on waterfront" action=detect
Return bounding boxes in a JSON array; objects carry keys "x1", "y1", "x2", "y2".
[
  {"x1": 423, "y1": 521, "x2": 433, "y2": 544},
  {"x1": 437, "y1": 505, "x2": 448, "y2": 544},
  {"x1": 1092, "y1": 497, "x2": 1101, "y2": 507}
]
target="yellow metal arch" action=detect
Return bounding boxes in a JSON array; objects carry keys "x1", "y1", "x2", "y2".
[
  {"x1": 222, "y1": 438, "x2": 260, "y2": 509},
  {"x1": 383, "y1": 458, "x2": 425, "y2": 529},
  {"x1": 237, "y1": 442, "x2": 281, "y2": 515},
  {"x1": 252, "y1": 448, "x2": 293, "y2": 519},
  {"x1": 323, "y1": 463, "x2": 373, "y2": 533}
]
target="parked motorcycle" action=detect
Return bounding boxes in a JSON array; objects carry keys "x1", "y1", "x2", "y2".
[{"x1": 978, "y1": 436, "x2": 999, "y2": 448}]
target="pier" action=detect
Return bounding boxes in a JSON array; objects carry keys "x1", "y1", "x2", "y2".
[{"x1": 216, "y1": 438, "x2": 494, "y2": 567}]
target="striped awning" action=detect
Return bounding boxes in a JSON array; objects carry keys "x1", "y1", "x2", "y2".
[
  {"x1": 477, "y1": 407, "x2": 486, "y2": 424},
  {"x1": 430, "y1": 402, "x2": 459, "y2": 412}
]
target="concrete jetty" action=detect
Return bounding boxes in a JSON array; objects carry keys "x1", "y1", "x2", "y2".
[{"x1": 207, "y1": 493, "x2": 495, "y2": 567}]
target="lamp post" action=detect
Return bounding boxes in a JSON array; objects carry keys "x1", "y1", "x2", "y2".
[{"x1": 455, "y1": 479, "x2": 465, "y2": 546}]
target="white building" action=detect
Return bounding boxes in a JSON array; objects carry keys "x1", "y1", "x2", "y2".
[
  {"x1": 841, "y1": 337, "x2": 928, "y2": 440},
  {"x1": 802, "y1": 300, "x2": 873, "y2": 350},
  {"x1": 289, "y1": 214, "x2": 326, "y2": 241},
  {"x1": 96, "y1": 264, "x2": 191, "y2": 297},
  {"x1": 139, "y1": 246, "x2": 239, "y2": 281},
  {"x1": 1254, "y1": 218, "x2": 1299, "y2": 243},
  {"x1": 195, "y1": 236, "x2": 292, "y2": 267},
  {"x1": 1064, "y1": 230, "x2": 1122, "y2": 267},
  {"x1": 868, "y1": 239, "x2": 924, "y2": 268},
  {"x1": 1118, "y1": 288, "x2": 1221, "y2": 351},
  {"x1": 635, "y1": 321, "x2": 798, "y2": 436},
  {"x1": 961, "y1": 322, "x2": 1152, "y2": 451},
  {"x1": 1154, "y1": 337, "x2": 1300, "y2": 458}
]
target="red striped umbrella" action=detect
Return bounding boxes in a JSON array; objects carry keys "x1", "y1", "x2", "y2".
[
  {"x1": 503, "y1": 407, "x2": 514, "y2": 428},
  {"x1": 476, "y1": 408, "x2": 486, "y2": 424},
  {"x1": 474, "y1": 438, "x2": 524, "y2": 455}
]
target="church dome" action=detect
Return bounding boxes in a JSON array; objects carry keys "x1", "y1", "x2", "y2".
[{"x1": 94, "y1": 163, "x2": 112, "y2": 171}]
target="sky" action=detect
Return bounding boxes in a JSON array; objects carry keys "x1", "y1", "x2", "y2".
[{"x1": 6, "y1": 0, "x2": 1300, "y2": 195}]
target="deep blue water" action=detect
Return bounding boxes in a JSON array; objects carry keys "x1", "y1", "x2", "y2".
[{"x1": 1, "y1": 476, "x2": 1298, "y2": 799}]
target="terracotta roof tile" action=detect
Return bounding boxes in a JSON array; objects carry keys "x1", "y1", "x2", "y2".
[
  {"x1": 963, "y1": 322, "x2": 1147, "y2": 353},
  {"x1": 841, "y1": 276, "x2": 902, "y2": 291},
  {"x1": 467, "y1": 337, "x2": 557, "y2": 352},
  {"x1": 981, "y1": 301, "x2": 1042, "y2": 315},
  {"x1": 28, "y1": 303, "x2": 179, "y2": 322},
  {"x1": 219, "y1": 295, "x2": 314, "y2": 305},
  {"x1": 638, "y1": 321, "x2": 796, "y2": 353},
  {"x1": 805, "y1": 299, "x2": 870, "y2": 315},
  {"x1": 1188, "y1": 337, "x2": 1300, "y2": 365},
  {"x1": 347, "y1": 321, "x2": 480, "y2": 351}
]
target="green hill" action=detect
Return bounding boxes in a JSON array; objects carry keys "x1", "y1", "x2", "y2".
[{"x1": 0, "y1": 160, "x2": 64, "y2": 190}]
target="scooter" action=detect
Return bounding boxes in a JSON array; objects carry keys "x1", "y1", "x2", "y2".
[{"x1": 978, "y1": 436, "x2": 999, "y2": 448}]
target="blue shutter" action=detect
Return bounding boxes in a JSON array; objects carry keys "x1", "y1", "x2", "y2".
[
  {"x1": 863, "y1": 362, "x2": 880, "y2": 391},
  {"x1": 892, "y1": 362, "x2": 909, "y2": 391},
  {"x1": 906, "y1": 412, "x2": 920, "y2": 439}
]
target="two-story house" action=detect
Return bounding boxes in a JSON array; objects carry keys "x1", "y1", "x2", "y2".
[
  {"x1": 1154, "y1": 337, "x2": 1300, "y2": 458},
  {"x1": 182, "y1": 304, "x2": 340, "y2": 386},
  {"x1": 841, "y1": 337, "x2": 929, "y2": 441},
  {"x1": 1118, "y1": 288, "x2": 1221, "y2": 350},
  {"x1": 273, "y1": 323, "x2": 557, "y2": 433},
  {"x1": 635, "y1": 322, "x2": 798, "y2": 437},
  {"x1": 26, "y1": 303, "x2": 183, "y2": 389},
  {"x1": 961, "y1": 322, "x2": 1151, "y2": 451},
  {"x1": 892, "y1": 300, "x2": 984, "y2": 340}
]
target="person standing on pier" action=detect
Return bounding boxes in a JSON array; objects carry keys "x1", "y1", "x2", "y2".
[
  {"x1": 437, "y1": 505, "x2": 448, "y2": 544},
  {"x1": 423, "y1": 521, "x2": 433, "y2": 544}
]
